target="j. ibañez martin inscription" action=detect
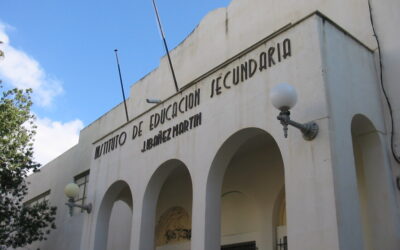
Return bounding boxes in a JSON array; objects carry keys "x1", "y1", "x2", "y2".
[
  {"x1": 94, "y1": 37, "x2": 291, "y2": 159},
  {"x1": 141, "y1": 112, "x2": 202, "y2": 153}
]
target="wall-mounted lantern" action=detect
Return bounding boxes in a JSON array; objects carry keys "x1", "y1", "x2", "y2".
[
  {"x1": 64, "y1": 183, "x2": 92, "y2": 216},
  {"x1": 270, "y1": 83, "x2": 319, "y2": 140}
]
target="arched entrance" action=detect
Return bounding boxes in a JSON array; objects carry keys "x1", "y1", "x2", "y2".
[
  {"x1": 139, "y1": 160, "x2": 193, "y2": 250},
  {"x1": 206, "y1": 128, "x2": 286, "y2": 250},
  {"x1": 351, "y1": 114, "x2": 399, "y2": 250},
  {"x1": 94, "y1": 180, "x2": 133, "y2": 250}
]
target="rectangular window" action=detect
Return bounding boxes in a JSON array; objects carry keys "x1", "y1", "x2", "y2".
[
  {"x1": 24, "y1": 190, "x2": 51, "y2": 207},
  {"x1": 74, "y1": 170, "x2": 90, "y2": 212}
]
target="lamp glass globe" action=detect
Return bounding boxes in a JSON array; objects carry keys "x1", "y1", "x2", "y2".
[
  {"x1": 64, "y1": 183, "x2": 80, "y2": 198},
  {"x1": 270, "y1": 83, "x2": 298, "y2": 111}
]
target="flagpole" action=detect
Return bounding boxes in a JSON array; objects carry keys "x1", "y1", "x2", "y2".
[
  {"x1": 114, "y1": 49, "x2": 130, "y2": 123},
  {"x1": 151, "y1": 0, "x2": 180, "y2": 93}
]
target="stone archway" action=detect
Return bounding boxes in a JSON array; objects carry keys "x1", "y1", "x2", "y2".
[
  {"x1": 205, "y1": 128, "x2": 286, "y2": 250},
  {"x1": 94, "y1": 180, "x2": 133, "y2": 250},
  {"x1": 351, "y1": 114, "x2": 399, "y2": 250},
  {"x1": 139, "y1": 159, "x2": 193, "y2": 250}
]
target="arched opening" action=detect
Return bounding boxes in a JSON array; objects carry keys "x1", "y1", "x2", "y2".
[
  {"x1": 206, "y1": 128, "x2": 286, "y2": 250},
  {"x1": 139, "y1": 160, "x2": 193, "y2": 250},
  {"x1": 351, "y1": 114, "x2": 398, "y2": 250},
  {"x1": 94, "y1": 180, "x2": 133, "y2": 250}
]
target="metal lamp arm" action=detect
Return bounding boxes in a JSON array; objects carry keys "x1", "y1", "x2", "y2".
[
  {"x1": 277, "y1": 111, "x2": 319, "y2": 140},
  {"x1": 66, "y1": 198, "x2": 92, "y2": 215}
]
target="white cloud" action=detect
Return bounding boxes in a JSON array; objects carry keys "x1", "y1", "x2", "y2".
[
  {"x1": 34, "y1": 117, "x2": 84, "y2": 165},
  {"x1": 0, "y1": 22, "x2": 83, "y2": 165},
  {"x1": 0, "y1": 22, "x2": 63, "y2": 107}
]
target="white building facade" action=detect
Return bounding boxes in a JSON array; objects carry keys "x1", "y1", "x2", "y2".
[{"x1": 24, "y1": 0, "x2": 400, "y2": 250}]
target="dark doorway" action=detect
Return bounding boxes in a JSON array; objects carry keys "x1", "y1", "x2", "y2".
[{"x1": 221, "y1": 241, "x2": 256, "y2": 250}]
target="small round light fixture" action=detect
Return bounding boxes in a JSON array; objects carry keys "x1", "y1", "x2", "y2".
[
  {"x1": 270, "y1": 83, "x2": 298, "y2": 111},
  {"x1": 270, "y1": 83, "x2": 318, "y2": 140},
  {"x1": 64, "y1": 183, "x2": 80, "y2": 199},
  {"x1": 64, "y1": 183, "x2": 91, "y2": 215}
]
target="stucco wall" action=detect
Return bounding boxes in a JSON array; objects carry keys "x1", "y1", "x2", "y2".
[
  {"x1": 321, "y1": 15, "x2": 400, "y2": 250},
  {"x1": 370, "y1": 0, "x2": 400, "y2": 163},
  {"x1": 21, "y1": 146, "x2": 87, "y2": 250}
]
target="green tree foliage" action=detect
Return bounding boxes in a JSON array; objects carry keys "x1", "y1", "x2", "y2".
[
  {"x1": 0, "y1": 41, "x2": 4, "y2": 59},
  {"x1": 0, "y1": 84, "x2": 57, "y2": 249}
]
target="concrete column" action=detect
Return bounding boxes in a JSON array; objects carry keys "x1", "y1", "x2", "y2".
[
  {"x1": 204, "y1": 171, "x2": 223, "y2": 250},
  {"x1": 329, "y1": 119, "x2": 364, "y2": 250},
  {"x1": 284, "y1": 118, "x2": 342, "y2": 250},
  {"x1": 136, "y1": 178, "x2": 162, "y2": 250},
  {"x1": 129, "y1": 194, "x2": 144, "y2": 250},
  {"x1": 190, "y1": 157, "x2": 223, "y2": 250},
  {"x1": 190, "y1": 178, "x2": 209, "y2": 250}
]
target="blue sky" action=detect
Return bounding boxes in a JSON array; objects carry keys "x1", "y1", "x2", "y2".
[{"x1": 0, "y1": 0, "x2": 231, "y2": 164}]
